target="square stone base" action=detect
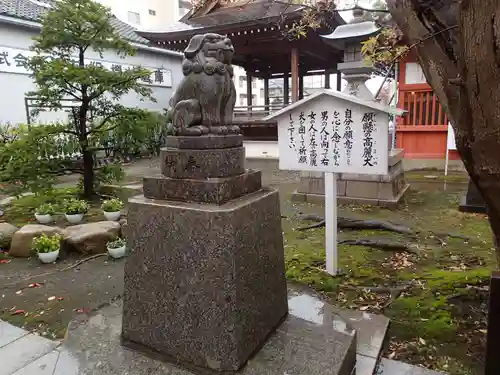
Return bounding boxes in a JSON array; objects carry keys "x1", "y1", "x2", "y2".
[
  {"x1": 458, "y1": 180, "x2": 487, "y2": 214},
  {"x1": 143, "y1": 170, "x2": 262, "y2": 205},
  {"x1": 292, "y1": 150, "x2": 408, "y2": 207},
  {"x1": 122, "y1": 188, "x2": 288, "y2": 372}
]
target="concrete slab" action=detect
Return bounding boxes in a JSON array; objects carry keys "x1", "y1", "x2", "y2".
[
  {"x1": 376, "y1": 358, "x2": 447, "y2": 375},
  {"x1": 356, "y1": 354, "x2": 378, "y2": 375},
  {"x1": 55, "y1": 283, "x2": 358, "y2": 375},
  {"x1": 0, "y1": 333, "x2": 57, "y2": 375},
  {"x1": 0, "y1": 320, "x2": 28, "y2": 348},
  {"x1": 11, "y1": 350, "x2": 60, "y2": 375},
  {"x1": 335, "y1": 309, "x2": 389, "y2": 359}
]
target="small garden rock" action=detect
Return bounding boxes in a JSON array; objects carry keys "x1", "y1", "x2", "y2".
[
  {"x1": 0, "y1": 222, "x2": 19, "y2": 249},
  {"x1": 63, "y1": 221, "x2": 120, "y2": 254},
  {"x1": 9, "y1": 225, "x2": 63, "y2": 257}
]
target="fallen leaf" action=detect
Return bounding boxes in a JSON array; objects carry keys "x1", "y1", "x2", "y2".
[
  {"x1": 11, "y1": 309, "x2": 25, "y2": 315},
  {"x1": 388, "y1": 352, "x2": 396, "y2": 359},
  {"x1": 47, "y1": 296, "x2": 56, "y2": 301},
  {"x1": 479, "y1": 329, "x2": 487, "y2": 334},
  {"x1": 73, "y1": 308, "x2": 89, "y2": 314},
  {"x1": 359, "y1": 306, "x2": 369, "y2": 311},
  {"x1": 15, "y1": 290, "x2": 22, "y2": 295},
  {"x1": 28, "y1": 283, "x2": 42, "y2": 288},
  {"x1": 0, "y1": 259, "x2": 11, "y2": 264},
  {"x1": 419, "y1": 337, "x2": 427, "y2": 345},
  {"x1": 57, "y1": 297, "x2": 64, "y2": 301}
]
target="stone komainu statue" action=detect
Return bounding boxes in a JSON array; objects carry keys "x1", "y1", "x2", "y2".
[{"x1": 166, "y1": 33, "x2": 239, "y2": 136}]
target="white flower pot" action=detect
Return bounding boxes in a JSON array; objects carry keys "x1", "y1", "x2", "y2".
[
  {"x1": 103, "y1": 211, "x2": 121, "y2": 221},
  {"x1": 38, "y1": 249, "x2": 59, "y2": 264},
  {"x1": 65, "y1": 213, "x2": 84, "y2": 224},
  {"x1": 35, "y1": 214, "x2": 53, "y2": 224},
  {"x1": 107, "y1": 245, "x2": 126, "y2": 259}
]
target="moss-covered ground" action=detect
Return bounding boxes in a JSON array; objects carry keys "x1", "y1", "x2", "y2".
[
  {"x1": 283, "y1": 184, "x2": 491, "y2": 375},
  {"x1": 0, "y1": 167, "x2": 490, "y2": 375}
]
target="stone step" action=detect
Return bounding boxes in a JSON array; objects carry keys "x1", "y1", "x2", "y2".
[
  {"x1": 0, "y1": 320, "x2": 59, "y2": 375},
  {"x1": 51, "y1": 283, "x2": 389, "y2": 374},
  {"x1": 375, "y1": 358, "x2": 447, "y2": 375},
  {"x1": 1, "y1": 284, "x2": 392, "y2": 375}
]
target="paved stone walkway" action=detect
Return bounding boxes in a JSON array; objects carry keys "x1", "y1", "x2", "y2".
[
  {"x1": 0, "y1": 320, "x2": 60, "y2": 375},
  {"x1": 0, "y1": 284, "x2": 446, "y2": 375}
]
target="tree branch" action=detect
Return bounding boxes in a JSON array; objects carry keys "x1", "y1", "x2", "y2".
[
  {"x1": 88, "y1": 75, "x2": 146, "y2": 101},
  {"x1": 83, "y1": 18, "x2": 112, "y2": 53},
  {"x1": 85, "y1": 113, "x2": 121, "y2": 135}
]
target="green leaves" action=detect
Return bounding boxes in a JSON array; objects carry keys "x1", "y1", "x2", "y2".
[
  {"x1": 0, "y1": 124, "x2": 78, "y2": 196},
  {"x1": 32, "y1": 0, "x2": 131, "y2": 56},
  {"x1": 23, "y1": 0, "x2": 156, "y2": 197},
  {"x1": 33, "y1": 234, "x2": 62, "y2": 254}
]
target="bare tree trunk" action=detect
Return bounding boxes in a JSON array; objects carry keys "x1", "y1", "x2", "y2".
[
  {"x1": 76, "y1": 46, "x2": 95, "y2": 199},
  {"x1": 387, "y1": 0, "x2": 500, "y2": 261}
]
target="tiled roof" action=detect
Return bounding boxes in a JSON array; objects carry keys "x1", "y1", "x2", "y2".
[
  {"x1": 0, "y1": 0, "x2": 151, "y2": 45},
  {"x1": 183, "y1": 0, "x2": 305, "y2": 28}
]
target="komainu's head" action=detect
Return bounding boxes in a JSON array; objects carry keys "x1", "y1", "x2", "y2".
[{"x1": 184, "y1": 33, "x2": 235, "y2": 65}]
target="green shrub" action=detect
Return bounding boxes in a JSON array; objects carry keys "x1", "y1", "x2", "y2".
[
  {"x1": 33, "y1": 233, "x2": 62, "y2": 253},
  {"x1": 101, "y1": 198, "x2": 123, "y2": 212},
  {"x1": 63, "y1": 199, "x2": 89, "y2": 215},
  {"x1": 107, "y1": 237, "x2": 126, "y2": 249},
  {"x1": 35, "y1": 203, "x2": 56, "y2": 215}
]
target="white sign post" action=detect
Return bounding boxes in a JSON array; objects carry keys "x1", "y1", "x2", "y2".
[
  {"x1": 324, "y1": 172, "x2": 338, "y2": 274},
  {"x1": 265, "y1": 90, "x2": 403, "y2": 276},
  {"x1": 445, "y1": 122, "x2": 457, "y2": 176}
]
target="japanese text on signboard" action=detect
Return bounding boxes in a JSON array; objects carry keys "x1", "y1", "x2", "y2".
[{"x1": 279, "y1": 104, "x2": 388, "y2": 175}]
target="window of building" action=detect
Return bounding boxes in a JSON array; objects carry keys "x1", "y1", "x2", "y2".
[
  {"x1": 239, "y1": 94, "x2": 247, "y2": 106},
  {"x1": 178, "y1": 0, "x2": 192, "y2": 16},
  {"x1": 149, "y1": 9, "x2": 156, "y2": 16},
  {"x1": 252, "y1": 78, "x2": 257, "y2": 89},
  {"x1": 127, "y1": 11, "x2": 141, "y2": 25},
  {"x1": 239, "y1": 76, "x2": 247, "y2": 88}
]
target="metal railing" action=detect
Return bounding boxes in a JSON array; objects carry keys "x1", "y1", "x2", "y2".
[{"x1": 233, "y1": 104, "x2": 286, "y2": 120}]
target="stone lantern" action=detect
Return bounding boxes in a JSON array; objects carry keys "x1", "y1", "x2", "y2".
[
  {"x1": 289, "y1": 8, "x2": 409, "y2": 207},
  {"x1": 320, "y1": 7, "x2": 380, "y2": 101}
]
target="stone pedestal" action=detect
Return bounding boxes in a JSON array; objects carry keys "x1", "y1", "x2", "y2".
[
  {"x1": 121, "y1": 134, "x2": 289, "y2": 373},
  {"x1": 459, "y1": 180, "x2": 487, "y2": 214},
  {"x1": 292, "y1": 149, "x2": 409, "y2": 207}
]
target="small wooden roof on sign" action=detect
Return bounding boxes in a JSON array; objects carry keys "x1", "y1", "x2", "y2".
[
  {"x1": 137, "y1": 0, "x2": 346, "y2": 77},
  {"x1": 263, "y1": 89, "x2": 405, "y2": 121}
]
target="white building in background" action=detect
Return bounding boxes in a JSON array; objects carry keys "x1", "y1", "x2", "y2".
[
  {"x1": 95, "y1": 0, "x2": 192, "y2": 30},
  {"x1": 0, "y1": 0, "x2": 183, "y2": 125}
]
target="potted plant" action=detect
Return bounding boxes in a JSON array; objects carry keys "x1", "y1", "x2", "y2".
[
  {"x1": 101, "y1": 198, "x2": 124, "y2": 221},
  {"x1": 63, "y1": 199, "x2": 89, "y2": 224},
  {"x1": 33, "y1": 233, "x2": 62, "y2": 264},
  {"x1": 107, "y1": 237, "x2": 126, "y2": 259},
  {"x1": 35, "y1": 203, "x2": 56, "y2": 224}
]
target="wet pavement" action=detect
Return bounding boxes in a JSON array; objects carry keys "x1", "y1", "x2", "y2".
[{"x1": 1, "y1": 283, "x2": 392, "y2": 375}]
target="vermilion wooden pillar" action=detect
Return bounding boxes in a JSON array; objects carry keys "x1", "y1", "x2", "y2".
[
  {"x1": 283, "y1": 72, "x2": 289, "y2": 105},
  {"x1": 264, "y1": 76, "x2": 270, "y2": 111},
  {"x1": 291, "y1": 47, "x2": 299, "y2": 102},
  {"x1": 325, "y1": 70, "x2": 331, "y2": 89},
  {"x1": 246, "y1": 71, "x2": 253, "y2": 109},
  {"x1": 299, "y1": 72, "x2": 304, "y2": 100}
]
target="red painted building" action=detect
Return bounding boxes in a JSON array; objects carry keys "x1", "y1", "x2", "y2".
[{"x1": 396, "y1": 51, "x2": 460, "y2": 162}]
